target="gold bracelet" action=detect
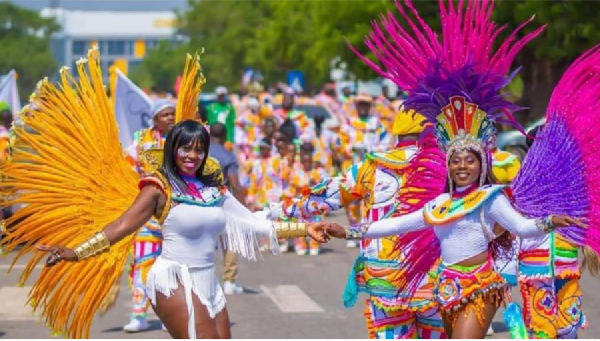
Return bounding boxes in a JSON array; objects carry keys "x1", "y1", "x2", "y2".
[
  {"x1": 289, "y1": 222, "x2": 298, "y2": 238},
  {"x1": 74, "y1": 231, "x2": 110, "y2": 260},
  {"x1": 274, "y1": 222, "x2": 289, "y2": 240},
  {"x1": 295, "y1": 222, "x2": 307, "y2": 238}
]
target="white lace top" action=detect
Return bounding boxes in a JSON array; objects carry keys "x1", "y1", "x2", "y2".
[{"x1": 365, "y1": 190, "x2": 547, "y2": 265}]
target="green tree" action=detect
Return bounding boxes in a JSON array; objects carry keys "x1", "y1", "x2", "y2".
[
  {"x1": 247, "y1": 0, "x2": 440, "y2": 91},
  {"x1": 0, "y1": 2, "x2": 59, "y2": 102},
  {"x1": 178, "y1": 0, "x2": 270, "y2": 92},
  {"x1": 494, "y1": 0, "x2": 600, "y2": 122}
]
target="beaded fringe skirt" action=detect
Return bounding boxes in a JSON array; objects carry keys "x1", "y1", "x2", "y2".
[{"x1": 435, "y1": 257, "x2": 510, "y2": 328}]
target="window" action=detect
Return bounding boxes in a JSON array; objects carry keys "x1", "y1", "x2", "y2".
[
  {"x1": 129, "y1": 60, "x2": 142, "y2": 71},
  {"x1": 107, "y1": 40, "x2": 126, "y2": 55},
  {"x1": 146, "y1": 40, "x2": 158, "y2": 50},
  {"x1": 125, "y1": 40, "x2": 134, "y2": 55},
  {"x1": 72, "y1": 40, "x2": 86, "y2": 55}
]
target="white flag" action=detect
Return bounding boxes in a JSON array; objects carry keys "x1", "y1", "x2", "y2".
[
  {"x1": 113, "y1": 69, "x2": 153, "y2": 149},
  {"x1": 0, "y1": 70, "x2": 22, "y2": 118}
]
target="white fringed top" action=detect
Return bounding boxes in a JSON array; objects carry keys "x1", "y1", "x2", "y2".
[{"x1": 161, "y1": 188, "x2": 277, "y2": 266}]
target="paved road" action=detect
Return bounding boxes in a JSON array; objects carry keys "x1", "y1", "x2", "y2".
[{"x1": 1, "y1": 212, "x2": 599, "y2": 338}]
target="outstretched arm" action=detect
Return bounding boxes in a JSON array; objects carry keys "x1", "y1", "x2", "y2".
[
  {"x1": 274, "y1": 162, "x2": 366, "y2": 220},
  {"x1": 39, "y1": 184, "x2": 165, "y2": 265},
  {"x1": 325, "y1": 209, "x2": 428, "y2": 239},
  {"x1": 488, "y1": 193, "x2": 586, "y2": 238},
  {"x1": 221, "y1": 192, "x2": 328, "y2": 259}
]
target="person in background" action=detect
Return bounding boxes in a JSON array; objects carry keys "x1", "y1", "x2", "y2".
[
  {"x1": 123, "y1": 99, "x2": 175, "y2": 333},
  {"x1": 196, "y1": 100, "x2": 208, "y2": 123},
  {"x1": 290, "y1": 142, "x2": 328, "y2": 256},
  {"x1": 338, "y1": 94, "x2": 391, "y2": 248},
  {"x1": 246, "y1": 138, "x2": 274, "y2": 212},
  {"x1": 273, "y1": 88, "x2": 315, "y2": 141},
  {"x1": 262, "y1": 118, "x2": 278, "y2": 146},
  {"x1": 208, "y1": 123, "x2": 248, "y2": 295},
  {"x1": 235, "y1": 97, "x2": 262, "y2": 167},
  {"x1": 206, "y1": 86, "x2": 236, "y2": 143},
  {"x1": 516, "y1": 123, "x2": 589, "y2": 338},
  {"x1": 271, "y1": 133, "x2": 297, "y2": 253}
]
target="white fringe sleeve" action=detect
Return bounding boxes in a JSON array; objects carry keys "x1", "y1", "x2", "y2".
[{"x1": 220, "y1": 192, "x2": 280, "y2": 261}]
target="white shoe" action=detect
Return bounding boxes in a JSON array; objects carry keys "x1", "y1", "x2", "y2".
[
  {"x1": 162, "y1": 324, "x2": 167, "y2": 332},
  {"x1": 223, "y1": 281, "x2": 245, "y2": 295},
  {"x1": 279, "y1": 241, "x2": 290, "y2": 253},
  {"x1": 486, "y1": 325, "x2": 495, "y2": 336},
  {"x1": 346, "y1": 240, "x2": 358, "y2": 248},
  {"x1": 123, "y1": 318, "x2": 149, "y2": 333},
  {"x1": 309, "y1": 248, "x2": 320, "y2": 256}
]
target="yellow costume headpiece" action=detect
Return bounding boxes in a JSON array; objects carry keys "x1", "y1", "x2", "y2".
[
  {"x1": 140, "y1": 51, "x2": 222, "y2": 182},
  {"x1": 392, "y1": 108, "x2": 427, "y2": 136}
]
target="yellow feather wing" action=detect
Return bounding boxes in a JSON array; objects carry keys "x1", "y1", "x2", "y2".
[
  {"x1": 175, "y1": 52, "x2": 206, "y2": 123},
  {"x1": 0, "y1": 46, "x2": 139, "y2": 338}
]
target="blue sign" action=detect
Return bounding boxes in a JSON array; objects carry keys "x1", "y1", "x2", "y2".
[{"x1": 287, "y1": 70, "x2": 305, "y2": 91}]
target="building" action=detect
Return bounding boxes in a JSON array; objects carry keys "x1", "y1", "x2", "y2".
[{"x1": 40, "y1": 7, "x2": 184, "y2": 79}]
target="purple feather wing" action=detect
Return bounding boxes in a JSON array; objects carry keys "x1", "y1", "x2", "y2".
[{"x1": 512, "y1": 45, "x2": 600, "y2": 253}]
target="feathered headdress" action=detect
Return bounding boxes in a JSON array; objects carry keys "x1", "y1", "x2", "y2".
[
  {"x1": 350, "y1": 0, "x2": 544, "y2": 184},
  {"x1": 175, "y1": 51, "x2": 206, "y2": 123}
]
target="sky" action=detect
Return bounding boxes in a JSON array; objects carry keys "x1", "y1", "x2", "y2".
[{"x1": 0, "y1": 0, "x2": 189, "y2": 12}]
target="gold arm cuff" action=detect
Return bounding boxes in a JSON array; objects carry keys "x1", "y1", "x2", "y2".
[
  {"x1": 289, "y1": 222, "x2": 298, "y2": 238},
  {"x1": 274, "y1": 222, "x2": 307, "y2": 239},
  {"x1": 74, "y1": 231, "x2": 110, "y2": 260},
  {"x1": 294, "y1": 223, "x2": 307, "y2": 238}
]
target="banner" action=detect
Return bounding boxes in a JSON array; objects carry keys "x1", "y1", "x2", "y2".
[
  {"x1": 0, "y1": 70, "x2": 22, "y2": 119},
  {"x1": 112, "y1": 68, "x2": 153, "y2": 149}
]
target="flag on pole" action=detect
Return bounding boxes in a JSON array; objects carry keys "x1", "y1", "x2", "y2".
[
  {"x1": 110, "y1": 68, "x2": 153, "y2": 149},
  {"x1": 0, "y1": 70, "x2": 22, "y2": 119}
]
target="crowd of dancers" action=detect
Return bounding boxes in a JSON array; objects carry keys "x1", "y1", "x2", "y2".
[{"x1": 2, "y1": 0, "x2": 600, "y2": 339}]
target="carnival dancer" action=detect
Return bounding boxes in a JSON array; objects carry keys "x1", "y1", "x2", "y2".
[
  {"x1": 269, "y1": 109, "x2": 445, "y2": 338},
  {"x1": 234, "y1": 96, "x2": 262, "y2": 167},
  {"x1": 338, "y1": 94, "x2": 391, "y2": 247},
  {"x1": 373, "y1": 85, "x2": 397, "y2": 132},
  {"x1": 246, "y1": 137, "x2": 275, "y2": 211},
  {"x1": 514, "y1": 124, "x2": 594, "y2": 339},
  {"x1": 122, "y1": 98, "x2": 175, "y2": 332},
  {"x1": 321, "y1": 1, "x2": 600, "y2": 338},
  {"x1": 0, "y1": 49, "x2": 327, "y2": 339}
]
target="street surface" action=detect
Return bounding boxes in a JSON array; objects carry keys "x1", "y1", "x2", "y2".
[{"x1": 1, "y1": 212, "x2": 599, "y2": 338}]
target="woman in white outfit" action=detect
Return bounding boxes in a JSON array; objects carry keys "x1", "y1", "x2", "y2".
[{"x1": 39, "y1": 120, "x2": 325, "y2": 338}]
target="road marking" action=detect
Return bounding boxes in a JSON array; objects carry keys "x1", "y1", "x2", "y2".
[
  {"x1": 0, "y1": 286, "x2": 39, "y2": 321},
  {"x1": 260, "y1": 285, "x2": 324, "y2": 313}
]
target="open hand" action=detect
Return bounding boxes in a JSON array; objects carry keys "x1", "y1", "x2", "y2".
[
  {"x1": 307, "y1": 222, "x2": 330, "y2": 243},
  {"x1": 36, "y1": 245, "x2": 78, "y2": 267},
  {"x1": 325, "y1": 222, "x2": 347, "y2": 239},
  {"x1": 551, "y1": 215, "x2": 587, "y2": 229}
]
